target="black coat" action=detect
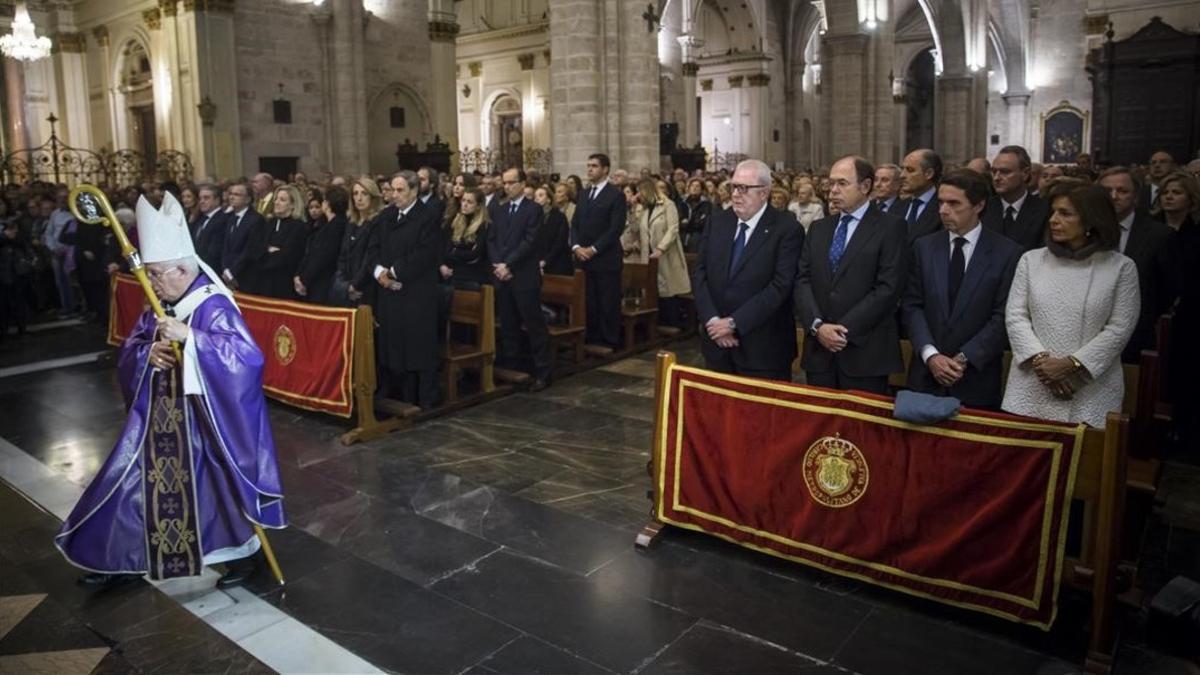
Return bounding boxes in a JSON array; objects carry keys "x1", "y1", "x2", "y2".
[
  {"x1": 1121, "y1": 212, "x2": 1176, "y2": 362},
  {"x1": 693, "y1": 205, "x2": 804, "y2": 374},
  {"x1": 367, "y1": 200, "x2": 442, "y2": 372},
  {"x1": 539, "y1": 208, "x2": 573, "y2": 276},
  {"x1": 444, "y1": 222, "x2": 491, "y2": 288},
  {"x1": 60, "y1": 220, "x2": 114, "y2": 284},
  {"x1": 980, "y1": 192, "x2": 1050, "y2": 251},
  {"x1": 297, "y1": 215, "x2": 346, "y2": 304},
  {"x1": 334, "y1": 217, "x2": 378, "y2": 307},
  {"x1": 488, "y1": 198, "x2": 544, "y2": 291},
  {"x1": 795, "y1": 204, "x2": 909, "y2": 378},
  {"x1": 224, "y1": 208, "x2": 267, "y2": 284},
  {"x1": 901, "y1": 227, "x2": 1023, "y2": 408},
  {"x1": 191, "y1": 209, "x2": 228, "y2": 274},
  {"x1": 570, "y1": 182, "x2": 626, "y2": 272},
  {"x1": 894, "y1": 189, "x2": 944, "y2": 243},
  {"x1": 244, "y1": 217, "x2": 307, "y2": 299}
]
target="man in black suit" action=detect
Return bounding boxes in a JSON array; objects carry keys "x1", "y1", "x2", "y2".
[
  {"x1": 795, "y1": 156, "x2": 908, "y2": 394},
  {"x1": 902, "y1": 169, "x2": 1022, "y2": 409},
  {"x1": 1139, "y1": 150, "x2": 1176, "y2": 213},
  {"x1": 1099, "y1": 166, "x2": 1177, "y2": 362},
  {"x1": 980, "y1": 145, "x2": 1049, "y2": 251},
  {"x1": 692, "y1": 159, "x2": 804, "y2": 381},
  {"x1": 191, "y1": 183, "x2": 227, "y2": 274},
  {"x1": 896, "y1": 149, "x2": 944, "y2": 243},
  {"x1": 220, "y1": 182, "x2": 266, "y2": 292},
  {"x1": 489, "y1": 168, "x2": 552, "y2": 389},
  {"x1": 418, "y1": 166, "x2": 445, "y2": 217},
  {"x1": 873, "y1": 163, "x2": 905, "y2": 215},
  {"x1": 368, "y1": 171, "x2": 442, "y2": 408},
  {"x1": 570, "y1": 153, "x2": 626, "y2": 349}
]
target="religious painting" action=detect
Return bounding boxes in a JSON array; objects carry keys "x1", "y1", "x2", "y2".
[{"x1": 1040, "y1": 101, "x2": 1089, "y2": 164}]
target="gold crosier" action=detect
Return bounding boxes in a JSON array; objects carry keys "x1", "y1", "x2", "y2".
[{"x1": 69, "y1": 185, "x2": 286, "y2": 586}]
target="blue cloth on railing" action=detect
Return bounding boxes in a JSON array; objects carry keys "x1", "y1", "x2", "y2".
[{"x1": 893, "y1": 390, "x2": 961, "y2": 425}]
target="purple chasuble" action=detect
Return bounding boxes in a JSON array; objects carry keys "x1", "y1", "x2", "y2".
[{"x1": 55, "y1": 274, "x2": 287, "y2": 578}]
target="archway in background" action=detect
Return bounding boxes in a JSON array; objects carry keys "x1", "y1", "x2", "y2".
[
  {"x1": 905, "y1": 48, "x2": 937, "y2": 152},
  {"x1": 114, "y1": 39, "x2": 155, "y2": 159},
  {"x1": 489, "y1": 94, "x2": 523, "y2": 170}
]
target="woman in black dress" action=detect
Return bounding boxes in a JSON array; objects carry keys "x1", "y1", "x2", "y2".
[
  {"x1": 441, "y1": 188, "x2": 491, "y2": 290},
  {"x1": 534, "y1": 185, "x2": 573, "y2": 276},
  {"x1": 333, "y1": 175, "x2": 384, "y2": 307}
]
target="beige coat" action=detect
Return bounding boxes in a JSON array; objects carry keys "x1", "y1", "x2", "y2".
[{"x1": 644, "y1": 200, "x2": 691, "y2": 298}]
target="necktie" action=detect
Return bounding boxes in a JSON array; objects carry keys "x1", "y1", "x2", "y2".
[
  {"x1": 829, "y1": 214, "x2": 853, "y2": 273},
  {"x1": 509, "y1": 202, "x2": 518, "y2": 217},
  {"x1": 1002, "y1": 205, "x2": 1016, "y2": 235},
  {"x1": 948, "y1": 236, "x2": 967, "y2": 309},
  {"x1": 729, "y1": 222, "x2": 749, "y2": 271},
  {"x1": 197, "y1": 215, "x2": 210, "y2": 237},
  {"x1": 906, "y1": 198, "x2": 923, "y2": 226},
  {"x1": 589, "y1": 186, "x2": 598, "y2": 202}
]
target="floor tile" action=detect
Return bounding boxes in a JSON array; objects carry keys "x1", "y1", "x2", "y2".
[{"x1": 638, "y1": 622, "x2": 828, "y2": 675}]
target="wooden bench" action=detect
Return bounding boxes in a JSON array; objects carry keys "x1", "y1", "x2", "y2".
[
  {"x1": 443, "y1": 285, "x2": 495, "y2": 403},
  {"x1": 621, "y1": 259, "x2": 659, "y2": 350},
  {"x1": 541, "y1": 270, "x2": 586, "y2": 364}
]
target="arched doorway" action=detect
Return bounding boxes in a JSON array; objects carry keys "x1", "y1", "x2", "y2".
[
  {"x1": 489, "y1": 95, "x2": 522, "y2": 170},
  {"x1": 118, "y1": 41, "x2": 155, "y2": 160},
  {"x1": 368, "y1": 84, "x2": 431, "y2": 175},
  {"x1": 905, "y1": 48, "x2": 936, "y2": 152}
]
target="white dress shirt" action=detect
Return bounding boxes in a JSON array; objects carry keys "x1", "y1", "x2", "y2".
[{"x1": 1000, "y1": 190, "x2": 1029, "y2": 219}]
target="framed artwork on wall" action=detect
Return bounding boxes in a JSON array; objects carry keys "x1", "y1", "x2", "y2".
[{"x1": 1040, "y1": 101, "x2": 1089, "y2": 164}]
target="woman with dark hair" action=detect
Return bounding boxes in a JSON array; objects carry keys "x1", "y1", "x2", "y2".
[
  {"x1": 1002, "y1": 180, "x2": 1139, "y2": 427},
  {"x1": 534, "y1": 185, "x2": 573, "y2": 276},
  {"x1": 441, "y1": 188, "x2": 491, "y2": 290},
  {"x1": 680, "y1": 178, "x2": 711, "y2": 253},
  {"x1": 333, "y1": 176, "x2": 384, "y2": 306},
  {"x1": 566, "y1": 175, "x2": 585, "y2": 203},
  {"x1": 295, "y1": 185, "x2": 347, "y2": 304}
]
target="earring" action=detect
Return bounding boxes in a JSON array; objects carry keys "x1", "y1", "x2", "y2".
[{"x1": 1086, "y1": 229, "x2": 1094, "y2": 237}]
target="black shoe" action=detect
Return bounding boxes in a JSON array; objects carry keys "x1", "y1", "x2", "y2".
[
  {"x1": 78, "y1": 572, "x2": 141, "y2": 587},
  {"x1": 216, "y1": 557, "x2": 260, "y2": 589},
  {"x1": 529, "y1": 378, "x2": 549, "y2": 392}
]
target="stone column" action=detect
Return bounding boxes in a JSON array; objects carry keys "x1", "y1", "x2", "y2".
[
  {"x1": 91, "y1": 26, "x2": 116, "y2": 149},
  {"x1": 428, "y1": 0, "x2": 459, "y2": 153},
  {"x1": 746, "y1": 73, "x2": 771, "y2": 160},
  {"x1": 49, "y1": 31, "x2": 91, "y2": 148},
  {"x1": 311, "y1": 7, "x2": 335, "y2": 171},
  {"x1": 680, "y1": 61, "x2": 698, "y2": 147},
  {"x1": 1002, "y1": 89, "x2": 1032, "y2": 151},
  {"x1": 821, "y1": 33, "x2": 868, "y2": 163},
  {"x1": 615, "y1": 0, "x2": 659, "y2": 171},
  {"x1": 935, "y1": 74, "x2": 973, "y2": 165},
  {"x1": 184, "y1": 0, "x2": 242, "y2": 180},
  {"x1": 158, "y1": 0, "x2": 186, "y2": 153},
  {"x1": 3, "y1": 58, "x2": 31, "y2": 155},
  {"x1": 549, "y1": 0, "x2": 603, "y2": 174},
  {"x1": 330, "y1": 0, "x2": 368, "y2": 173}
]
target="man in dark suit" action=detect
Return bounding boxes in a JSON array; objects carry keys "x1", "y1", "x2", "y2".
[
  {"x1": 896, "y1": 149, "x2": 944, "y2": 243},
  {"x1": 368, "y1": 171, "x2": 442, "y2": 408},
  {"x1": 418, "y1": 166, "x2": 445, "y2": 217},
  {"x1": 191, "y1": 183, "x2": 227, "y2": 274},
  {"x1": 902, "y1": 169, "x2": 1022, "y2": 409},
  {"x1": 1139, "y1": 150, "x2": 1176, "y2": 213},
  {"x1": 873, "y1": 163, "x2": 905, "y2": 216},
  {"x1": 795, "y1": 156, "x2": 908, "y2": 394},
  {"x1": 1099, "y1": 166, "x2": 1177, "y2": 362},
  {"x1": 570, "y1": 153, "x2": 626, "y2": 349},
  {"x1": 489, "y1": 168, "x2": 552, "y2": 389},
  {"x1": 980, "y1": 145, "x2": 1049, "y2": 250},
  {"x1": 693, "y1": 159, "x2": 804, "y2": 381},
  {"x1": 220, "y1": 181, "x2": 266, "y2": 292}
]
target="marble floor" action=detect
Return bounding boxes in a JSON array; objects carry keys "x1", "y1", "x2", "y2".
[{"x1": 0, "y1": 318, "x2": 1198, "y2": 674}]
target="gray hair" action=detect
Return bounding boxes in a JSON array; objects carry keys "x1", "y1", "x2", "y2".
[
  {"x1": 195, "y1": 182, "x2": 219, "y2": 199},
  {"x1": 149, "y1": 257, "x2": 199, "y2": 277},
  {"x1": 877, "y1": 163, "x2": 901, "y2": 178},
  {"x1": 391, "y1": 170, "x2": 418, "y2": 191},
  {"x1": 735, "y1": 159, "x2": 772, "y2": 186}
]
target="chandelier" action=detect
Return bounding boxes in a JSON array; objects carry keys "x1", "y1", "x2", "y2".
[{"x1": 0, "y1": 4, "x2": 52, "y2": 62}]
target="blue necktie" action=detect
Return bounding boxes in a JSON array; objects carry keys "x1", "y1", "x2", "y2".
[
  {"x1": 906, "y1": 198, "x2": 923, "y2": 226},
  {"x1": 509, "y1": 202, "x2": 517, "y2": 217},
  {"x1": 729, "y1": 222, "x2": 749, "y2": 271},
  {"x1": 829, "y1": 214, "x2": 853, "y2": 273}
]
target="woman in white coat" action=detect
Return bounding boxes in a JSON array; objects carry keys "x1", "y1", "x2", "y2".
[
  {"x1": 638, "y1": 178, "x2": 691, "y2": 327},
  {"x1": 1002, "y1": 180, "x2": 1139, "y2": 428}
]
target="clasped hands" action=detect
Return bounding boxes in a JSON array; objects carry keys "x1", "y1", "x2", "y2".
[
  {"x1": 492, "y1": 262, "x2": 513, "y2": 282},
  {"x1": 926, "y1": 353, "x2": 966, "y2": 388},
  {"x1": 1031, "y1": 352, "x2": 1078, "y2": 400},
  {"x1": 573, "y1": 246, "x2": 597, "y2": 262},
  {"x1": 149, "y1": 316, "x2": 188, "y2": 370},
  {"x1": 706, "y1": 317, "x2": 738, "y2": 349},
  {"x1": 375, "y1": 268, "x2": 403, "y2": 291},
  {"x1": 815, "y1": 323, "x2": 849, "y2": 353}
]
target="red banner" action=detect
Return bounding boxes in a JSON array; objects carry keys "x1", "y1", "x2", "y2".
[
  {"x1": 655, "y1": 365, "x2": 1084, "y2": 629},
  {"x1": 109, "y1": 273, "x2": 357, "y2": 417}
]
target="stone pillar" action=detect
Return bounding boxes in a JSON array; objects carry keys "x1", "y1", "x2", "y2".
[
  {"x1": 184, "y1": 0, "x2": 242, "y2": 180},
  {"x1": 551, "y1": 0, "x2": 658, "y2": 175},
  {"x1": 428, "y1": 0, "x2": 459, "y2": 153},
  {"x1": 1002, "y1": 90, "x2": 1032, "y2": 151},
  {"x1": 746, "y1": 73, "x2": 771, "y2": 160},
  {"x1": 935, "y1": 74, "x2": 973, "y2": 165},
  {"x1": 330, "y1": 0, "x2": 368, "y2": 173},
  {"x1": 49, "y1": 31, "x2": 91, "y2": 148},
  {"x1": 821, "y1": 33, "x2": 869, "y2": 163},
  {"x1": 3, "y1": 59, "x2": 31, "y2": 154},
  {"x1": 311, "y1": 7, "x2": 335, "y2": 171},
  {"x1": 157, "y1": 0, "x2": 186, "y2": 153},
  {"x1": 91, "y1": 26, "x2": 115, "y2": 149},
  {"x1": 680, "y1": 61, "x2": 698, "y2": 147}
]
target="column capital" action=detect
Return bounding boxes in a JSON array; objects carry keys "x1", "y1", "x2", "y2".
[
  {"x1": 1001, "y1": 89, "x2": 1032, "y2": 105},
  {"x1": 728, "y1": 75, "x2": 744, "y2": 88},
  {"x1": 681, "y1": 62, "x2": 699, "y2": 77},
  {"x1": 517, "y1": 53, "x2": 536, "y2": 71},
  {"x1": 92, "y1": 25, "x2": 109, "y2": 47},
  {"x1": 159, "y1": 0, "x2": 178, "y2": 17},
  {"x1": 143, "y1": 8, "x2": 162, "y2": 30},
  {"x1": 468, "y1": 61, "x2": 482, "y2": 77},
  {"x1": 746, "y1": 73, "x2": 770, "y2": 87},
  {"x1": 50, "y1": 31, "x2": 87, "y2": 54},
  {"x1": 182, "y1": 0, "x2": 235, "y2": 14},
  {"x1": 699, "y1": 78, "x2": 713, "y2": 91},
  {"x1": 428, "y1": 20, "x2": 459, "y2": 43},
  {"x1": 822, "y1": 33, "x2": 868, "y2": 55}
]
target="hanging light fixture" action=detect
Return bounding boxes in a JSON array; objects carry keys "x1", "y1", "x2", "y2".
[{"x1": 0, "y1": 3, "x2": 53, "y2": 62}]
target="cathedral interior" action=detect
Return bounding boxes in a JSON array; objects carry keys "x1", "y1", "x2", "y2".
[{"x1": 0, "y1": 0, "x2": 1199, "y2": 674}]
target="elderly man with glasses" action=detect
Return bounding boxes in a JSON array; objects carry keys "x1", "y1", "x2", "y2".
[{"x1": 691, "y1": 159, "x2": 805, "y2": 381}]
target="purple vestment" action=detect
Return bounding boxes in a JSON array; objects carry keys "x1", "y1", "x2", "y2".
[{"x1": 55, "y1": 275, "x2": 286, "y2": 578}]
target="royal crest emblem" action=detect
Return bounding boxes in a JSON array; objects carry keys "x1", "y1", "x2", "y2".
[
  {"x1": 803, "y1": 434, "x2": 869, "y2": 508},
  {"x1": 273, "y1": 324, "x2": 296, "y2": 366}
]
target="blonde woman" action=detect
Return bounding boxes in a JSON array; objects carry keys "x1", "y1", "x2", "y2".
[
  {"x1": 553, "y1": 181, "x2": 576, "y2": 226},
  {"x1": 639, "y1": 178, "x2": 691, "y2": 327},
  {"x1": 621, "y1": 184, "x2": 650, "y2": 263},
  {"x1": 442, "y1": 188, "x2": 491, "y2": 289},
  {"x1": 334, "y1": 175, "x2": 385, "y2": 306},
  {"x1": 250, "y1": 184, "x2": 308, "y2": 299}
]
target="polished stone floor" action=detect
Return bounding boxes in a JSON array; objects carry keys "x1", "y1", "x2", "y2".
[{"x1": 1, "y1": 317, "x2": 1198, "y2": 674}]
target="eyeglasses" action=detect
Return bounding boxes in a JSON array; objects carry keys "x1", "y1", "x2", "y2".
[
  {"x1": 147, "y1": 267, "x2": 184, "y2": 281},
  {"x1": 729, "y1": 183, "x2": 769, "y2": 194}
]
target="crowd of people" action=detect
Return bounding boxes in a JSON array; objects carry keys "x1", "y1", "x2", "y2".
[{"x1": 1, "y1": 147, "x2": 1197, "y2": 436}]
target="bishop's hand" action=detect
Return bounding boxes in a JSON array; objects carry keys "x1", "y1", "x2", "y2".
[{"x1": 157, "y1": 316, "x2": 189, "y2": 342}]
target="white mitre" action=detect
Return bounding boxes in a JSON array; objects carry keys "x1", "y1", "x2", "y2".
[{"x1": 136, "y1": 191, "x2": 234, "y2": 301}]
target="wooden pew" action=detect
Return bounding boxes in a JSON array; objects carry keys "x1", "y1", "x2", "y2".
[
  {"x1": 621, "y1": 259, "x2": 659, "y2": 350},
  {"x1": 541, "y1": 270, "x2": 586, "y2": 363},
  {"x1": 443, "y1": 285, "x2": 495, "y2": 403}
]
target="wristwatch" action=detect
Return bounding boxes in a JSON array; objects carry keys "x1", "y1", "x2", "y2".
[
  {"x1": 728, "y1": 318, "x2": 737, "y2": 333},
  {"x1": 809, "y1": 319, "x2": 824, "y2": 336}
]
